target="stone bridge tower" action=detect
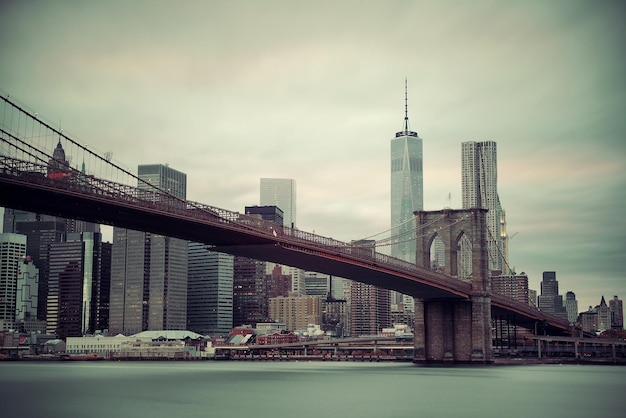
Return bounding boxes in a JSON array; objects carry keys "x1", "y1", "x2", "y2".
[{"x1": 413, "y1": 208, "x2": 492, "y2": 363}]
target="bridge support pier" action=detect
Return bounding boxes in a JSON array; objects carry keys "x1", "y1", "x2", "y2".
[
  {"x1": 413, "y1": 296, "x2": 492, "y2": 363},
  {"x1": 413, "y1": 208, "x2": 492, "y2": 364}
]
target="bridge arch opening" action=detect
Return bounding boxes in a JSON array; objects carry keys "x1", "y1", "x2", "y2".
[
  {"x1": 455, "y1": 231, "x2": 473, "y2": 282},
  {"x1": 429, "y1": 234, "x2": 445, "y2": 273}
]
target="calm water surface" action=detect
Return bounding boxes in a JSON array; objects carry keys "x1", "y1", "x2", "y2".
[{"x1": 0, "y1": 361, "x2": 623, "y2": 418}]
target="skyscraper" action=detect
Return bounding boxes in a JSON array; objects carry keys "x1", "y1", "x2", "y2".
[
  {"x1": 537, "y1": 271, "x2": 568, "y2": 320},
  {"x1": 609, "y1": 295, "x2": 623, "y2": 329},
  {"x1": 232, "y1": 255, "x2": 268, "y2": 327},
  {"x1": 232, "y1": 206, "x2": 283, "y2": 327},
  {"x1": 187, "y1": 242, "x2": 233, "y2": 336},
  {"x1": 390, "y1": 80, "x2": 423, "y2": 263},
  {"x1": 260, "y1": 178, "x2": 296, "y2": 228},
  {"x1": 137, "y1": 163, "x2": 187, "y2": 198},
  {"x1": 564, "y1": 291, "x2": 579, "y2": 324},
  {"x1": 15, "y1": 255, "x2": 39, "y2": 326},
  {"x1": 461, "y1": 140, "x2": 506, "y2": 273},
  {"x1": 46, "y1": 231, "x2": 110, "y2": 338},
  {"x1": 109, "y1": 164, "x2": 188, "y2": 335},
  {"x1": 491, "y1": 272, "x2": 530, "y2": 305},
  {"x1": 258, "y1": 181, "x2": 304, "y2": 295},
  {"x1": 3, "y1": 209, "x2": 66, "y2": 321},
  {"x1": 349, "y1": 281, "x2": 391, "y2": 337},
  {"x1": 596, "y1": 296, "x2": 611, "y2": 331}
]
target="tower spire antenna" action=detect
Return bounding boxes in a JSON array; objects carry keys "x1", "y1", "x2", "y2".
[
  {"x1": 404, "y1": 77, "x2": 409, "y2": 133},
  {"x1": 394, "y1": 78, "x2": 417, "y2": 138}
]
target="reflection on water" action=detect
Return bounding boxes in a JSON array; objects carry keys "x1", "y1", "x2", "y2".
[{"x1": 1, "y1": 362, "x2": 624, "y2": 418}]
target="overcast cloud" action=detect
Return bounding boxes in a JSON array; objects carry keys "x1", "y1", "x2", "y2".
[{"x1": 1, "y1": 0, "x2": 624, "y2": 312}]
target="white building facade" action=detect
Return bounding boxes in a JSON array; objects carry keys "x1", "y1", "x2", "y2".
[{"x1": 0, "y1": 233, "x2": 27, "y2": 331}]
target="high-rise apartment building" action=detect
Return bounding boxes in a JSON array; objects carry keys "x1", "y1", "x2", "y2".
[
  {"x1": 109, "y1": 164, "x2": 188, "y2": 335},
  {"x1": 187, "y1": 242, "x2": 233, "y2": 336},
  {"x1": 268, "y1": 294, "x2": 321, "y2": 332},
  {"x1": 260, "y1": 178, "x2": 296, "y2": 228},
  {"x1": 461, "y1": 140, "x2": 507, "y2": 273},
  {"x1": 304, "y1": 272, "x2": 330, "y2": 299},
  {"x1": 266, "y1": 264, "x2": 292, "y2": 299},
  {"x1": 390, "y1": 81, "x2": 423, "y2": 264},
  {"x1": 491, "y1": 272, "x2": 530, "y2": 305},
  {"x1": 609, "y1": 295, "x2": 623, "y2": 329},
  {"x1": 349, "y1": 281, "x2": 391, "y2": 337},
  {"x1": 0, "y1": 233, "x2": 27, "y2": 331},
  {"x1": 349, "y1": 239, "x2": 393, "y2": 334}
]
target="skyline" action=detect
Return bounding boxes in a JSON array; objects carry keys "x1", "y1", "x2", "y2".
[{"x1": 1, "y1": 1, "x2": 625, "y2": 312}]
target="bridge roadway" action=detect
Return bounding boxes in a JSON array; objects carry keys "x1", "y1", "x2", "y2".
[{"x1": 0, "y1": 158, "x2": 570, "y2": 334}]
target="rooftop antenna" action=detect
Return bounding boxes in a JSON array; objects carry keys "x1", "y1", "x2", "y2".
[
  {"x1": 404, "y1": 77, "x2": 409, "y2": 133},
  {"x1": 395, "y1": 79, "x2": 417, "y2": 138}
]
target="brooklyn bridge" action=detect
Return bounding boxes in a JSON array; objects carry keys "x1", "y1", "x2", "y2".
[{"x1": 0, "y1": 94, "x2": 571, "y2": 363}]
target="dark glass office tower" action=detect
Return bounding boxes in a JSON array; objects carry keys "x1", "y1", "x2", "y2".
[
  {"x1": 187, "y1": 242, "x2": 233, "y2": 336},
  {"x1": 46, "y1": 232, "x2": 110, "y2": 338},
  {"x1": 109, "y1": 164, "x2": 188, "y2": 335}
]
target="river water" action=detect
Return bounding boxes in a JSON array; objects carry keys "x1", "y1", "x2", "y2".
[{"x1": 0, "y1": 361, "x2": 623, "y2": 418}]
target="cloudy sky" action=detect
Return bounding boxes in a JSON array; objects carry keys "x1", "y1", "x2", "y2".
[{"x1": 1, "y1": 0, "x2": 624, "y2": 312}]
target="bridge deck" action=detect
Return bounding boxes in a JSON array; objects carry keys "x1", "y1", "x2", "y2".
[{"x1": 0, "y1": 161, "x2": 570, "y2": 333}]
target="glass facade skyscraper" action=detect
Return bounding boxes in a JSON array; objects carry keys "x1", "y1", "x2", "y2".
[
  {"x1": 137, "y1": 164, "x2": 187, "y2": 198},
  {"x1": 390, "y1": 83, "x2": 423, "y2": 263},
  {"x1": 46, "y1": 232, "x2": 110, "y2": 337},
  {"x1": 187, "y1": 242, "x2": 233, "y2": 336},
  {"x1": 109, "y1": 164, "x2": 188, "y2": 335},
  {"x1": 260, "y1": 178, "x2": 296, "y2": 228}
]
